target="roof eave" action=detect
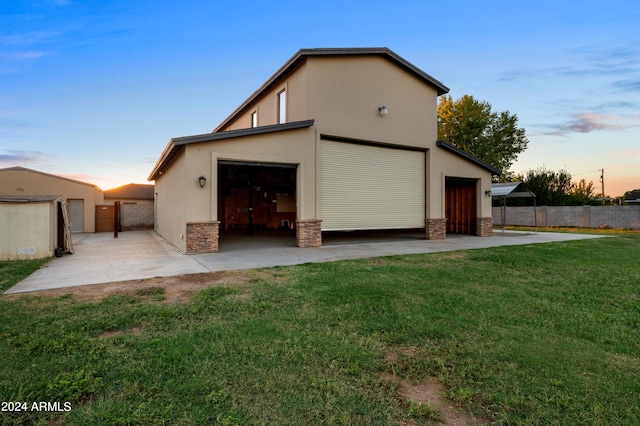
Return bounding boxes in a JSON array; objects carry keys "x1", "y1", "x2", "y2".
[
  {"x1": 148, "y1": 140, "x2": 179, "y2": 182},
  {"x1": 436, "y1": 140, "x2": 502, "y2": 175},
  {"x1": 148, "y1": 120, "x2": 315, "y2": 181}
]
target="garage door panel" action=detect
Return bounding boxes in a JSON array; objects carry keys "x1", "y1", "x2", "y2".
[{"x1": 320, "y1": 140, "x2": 425, "y2": 230}]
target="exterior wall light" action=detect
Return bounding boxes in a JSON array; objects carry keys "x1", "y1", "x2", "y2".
[
  {"x1": 378, "y1": 106, "x2": 388, "y2": 116},
  {"x1": 485, "y1": 190, "x2": 492, "y2": 197},
  {"x1": 198, "y1": 176, "x2": 207, "y2": 188}
]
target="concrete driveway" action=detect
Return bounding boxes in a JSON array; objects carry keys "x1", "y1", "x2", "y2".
[{"x1": 5, "y1": 229, "x2": 602, "y2": 294}]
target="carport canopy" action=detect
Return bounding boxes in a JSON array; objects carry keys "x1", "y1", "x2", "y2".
[
  {"x1": 491, "y1": 181, "x2": 536, "y2": 199},
  {"x1": 491, "y1": 181, "x2": 537, "y2": 233}
]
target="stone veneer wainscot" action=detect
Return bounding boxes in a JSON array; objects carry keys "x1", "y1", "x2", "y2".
[
  {"x1": 186, "y1": 221, "x2": 220, "y2": 254},
  {"x1": 296, "y1": 219, "x2": 323, "y2": 248}
]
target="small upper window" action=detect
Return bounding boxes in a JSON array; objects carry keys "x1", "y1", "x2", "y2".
[
  {"x1": 277, "y1": 89, "x2": 286, "y2": 124},
  {"x1": 251, "y1": 111, "x2": 258, "y2": 128}
]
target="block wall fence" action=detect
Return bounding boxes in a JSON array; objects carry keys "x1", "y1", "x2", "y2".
[{"x1": 492, "y1": 205, "x2": 640, "y2": 230}]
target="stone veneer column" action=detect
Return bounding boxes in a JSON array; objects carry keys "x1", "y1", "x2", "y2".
[
  {"x1": 186, "y1": 221, "x2": 220, "y2": 254},
  {"x1": 425, "y1": 218, "x2": 447, "y2": 240},
  {"x1": 296, "y1": 219, "x2": 322, "y2": 248},
  {"x1": 476, "y1": 217, "x2": 494, "y2": 237}
]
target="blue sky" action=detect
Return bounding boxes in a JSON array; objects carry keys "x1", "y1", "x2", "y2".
[{"x1": 1, "y1": 0, "x2": 639, "y2": 196}]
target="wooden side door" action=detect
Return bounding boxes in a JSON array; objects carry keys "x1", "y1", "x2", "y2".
[{"x1": 445, "y1": 179, "x2": 477, "y2": 235}]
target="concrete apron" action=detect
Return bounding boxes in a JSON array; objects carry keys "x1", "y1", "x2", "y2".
[{"x1": 5, "y1": 230, "x2": 602, "y2": 294}]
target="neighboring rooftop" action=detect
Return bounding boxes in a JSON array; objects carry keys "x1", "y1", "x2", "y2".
[
  {"x1": 625, "y1": 190, "x2": 640, "y2": 203},
  {"x1": 104, "y1": 183, "x2": 155, "y2": 200},
  {"x1": 0, "y1": 166, "x2": 102, "y2": 191}
]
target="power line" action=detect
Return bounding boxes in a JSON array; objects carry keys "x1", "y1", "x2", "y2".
[{"x1": 573, "y1": 169, "x2": 601, "y2": 177}]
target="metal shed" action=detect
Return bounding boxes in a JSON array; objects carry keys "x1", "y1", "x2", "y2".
[
  {"x1": 0, "y1": 195, "x2": 73, "y2": 260},
  {"x1": 491, "y1": 182, "x2": 537, "y2": 233}
]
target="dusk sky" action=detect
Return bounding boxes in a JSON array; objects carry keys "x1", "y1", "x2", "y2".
[{"x1": 1, "y1": 0, "x2": 639, "y2": 196}]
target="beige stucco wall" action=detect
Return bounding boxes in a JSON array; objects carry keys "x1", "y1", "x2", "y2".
[
  {"x1": 222, "y1": 56, "x2": 439, "y2": 150},
  {"x1": 306, "y1": 56, "x2": 439, "y2": 149},
  {"x1": 0, "y1": 201, "x2": 55, "y2": 260},
  {"x1": 0, "y1": 168, "x2": 103, "y2": 232},
  {"x1": 154, "y1": 127, "x2": 316, "y2": 252},
  {"x1": 154, "y1": 150, "x2": 188, "y2": 252},
  {"x1": 221, "y1": 64, "x2": 309, "y2": 131}
]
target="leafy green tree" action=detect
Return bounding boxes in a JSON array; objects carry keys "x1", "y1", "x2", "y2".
[
  {"x1": 521, "y1": 167, "x2": 574, "y2": 206},
  {"x1": 438, "y1": 95, "x2": 529, "y2": 174},
  {"x1": 569, "y1": 179, "x2": 598, "y2": 205}
]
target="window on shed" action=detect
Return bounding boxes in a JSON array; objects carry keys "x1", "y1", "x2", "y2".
[{"x1": 251, "y1": 111, "x2": 258, "y2": 128}]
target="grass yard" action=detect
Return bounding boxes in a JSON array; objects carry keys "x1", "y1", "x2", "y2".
[{"x1": 1, "y1": 234, "x2": 639, "y2": 425}]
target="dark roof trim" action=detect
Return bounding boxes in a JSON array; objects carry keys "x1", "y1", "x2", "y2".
[
  {"x1": 436, "y1": 140, "x2": 502, "y2": 175},
  {"x1": 148, "y1": 120, "x2": 314, "y2": 181},
  {"x1": 213, "y1": 48, "x2": 449, "y2": 133},
  {"x1": 321, "y1": 134, "x2": 427, "y2": 152},
  {"x1": 219, "y1": 160, "x2": 298, "y2": 169},
  {"x1": 177, "y1": 119, "x2": 314, "y2": 146}
]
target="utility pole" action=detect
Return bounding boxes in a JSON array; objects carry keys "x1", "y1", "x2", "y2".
[{"x1": 600, "y1": 169, "x2": 605, "y2": 205}]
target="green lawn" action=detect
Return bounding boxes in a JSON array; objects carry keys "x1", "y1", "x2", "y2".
[{"x1": 1, "y1": 235, "x2": 639, "y2": 425}]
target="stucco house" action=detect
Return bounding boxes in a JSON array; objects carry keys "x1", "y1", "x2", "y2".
[
  {"x1": 149, "y1": 48, "x2": 500, "y2": 254},
  {"x1": 0, "y1": 166, "x2": 104, "y2": 232}
]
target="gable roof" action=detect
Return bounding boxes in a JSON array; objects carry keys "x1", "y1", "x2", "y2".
[
  {"x1": 148, "y1": 120, "x2": 315, "y2": 181},
  {"x1": 435, "y1": 141, "x2": 502, "y2": 175},
  {"x1": 0, "y1": 166, "x2": 102, "y2": 191},
  {"x1": 104, "y1": 183, "x2": 155, "y2": 200},
  {"x1": 213, "y1": 47, "x2": 450, "y2": 133}
]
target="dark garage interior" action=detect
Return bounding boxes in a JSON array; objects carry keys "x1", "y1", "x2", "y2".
[{"x1": 217, "y1": 161, "x2": 297, "y2": 238}]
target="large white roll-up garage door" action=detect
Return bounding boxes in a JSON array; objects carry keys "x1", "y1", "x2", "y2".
[{"x1": 319, "y1": 139, "x2": 425, "y2": 230}]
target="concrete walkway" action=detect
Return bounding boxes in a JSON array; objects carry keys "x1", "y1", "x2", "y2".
[{"x1": 5, "y1": 230, "x2": 602, "y2": 294}]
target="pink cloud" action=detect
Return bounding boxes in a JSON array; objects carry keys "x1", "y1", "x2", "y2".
[{"x1": 546, "y1": 112, "x2": 640, "y2": 136}]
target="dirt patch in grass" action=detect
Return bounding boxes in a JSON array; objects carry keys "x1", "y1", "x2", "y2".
[
  {"x1": 382, "y1": 372, "x2": 485, "y2": 426},
  {"x1": 10, "y1": 269, "x2": 285, "y2": 303},
  {"x1": 97, "y1": 326, "x2": 143, "y2": 339},
  {"x1": 383, "y1": 350, "x2": 488, "y2": 426}
]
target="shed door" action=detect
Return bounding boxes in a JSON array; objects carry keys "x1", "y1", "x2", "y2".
[
  {"x1": 68, "y1": 199, "x2": 84, "y2": 232},
  {"x1": 319, "y1": 140, "x2": 425, "y2": 230},
  {"x1": 445, "y1": 178, "x2": 477, "y2": 235}
]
